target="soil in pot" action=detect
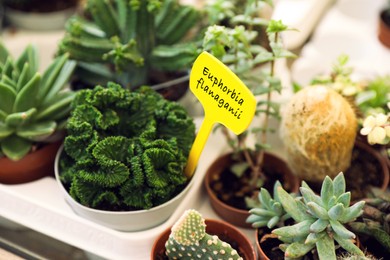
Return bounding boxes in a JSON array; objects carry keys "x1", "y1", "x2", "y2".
[
  {"x1": 305, "y1": 140, "x2": 389, "y2": 202},
  {"x1": 152, "y1": 219, "x2": 256, "y2": 260},
  {"x1": 209, "y1": 153, "x2": 298, "y2": 212}
]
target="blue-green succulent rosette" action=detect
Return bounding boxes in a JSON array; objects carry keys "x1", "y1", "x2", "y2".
[{"x1": 59, "y1": 82, "x2": 195, "y2": 211}]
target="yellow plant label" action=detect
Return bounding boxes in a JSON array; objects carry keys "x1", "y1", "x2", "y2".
[{"x1": 185, "y1": 51, "x2": 256, "y2": 178}]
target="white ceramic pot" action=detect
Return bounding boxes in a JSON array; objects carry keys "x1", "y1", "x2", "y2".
[
  {"x1": 54, "y1": 146, "x2": 193, "y2": 232},
  {"x1": 5, "y1": 6, "x2": 76, "y2": 31}
]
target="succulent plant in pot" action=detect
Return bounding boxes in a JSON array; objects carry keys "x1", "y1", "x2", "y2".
[
  {"x1": 203, "y1": 18, "x2": 299, "y2": 228},
  {"x1": 0, "y1": 42, "x2": 76, "y2": 184},
  {"x1": 57, "y1": 0, "x2": 203, "y2": 100},
  {"x1": 55, "y1": 82, "x2": 196, "y2": 231},
  {"x1": 248, "y1": 172, "x2": 366, "y2": 260},
  {"x1": 151, "y1": 209, "x2": 256, "y2": 259}
]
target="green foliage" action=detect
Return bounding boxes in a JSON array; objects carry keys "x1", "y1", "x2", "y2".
[
  {"x1": 165, "y1": 209, "x2": 243, "y2": 259},
  {"x1": 59, "y1": 82, "x2": 195, "y2": 210},
  {"x1": 0, "y1": 43, "x2": 76, "y2": 161},
  {"x1": 202, "y1": 17, "x2": 296, "y2": 190},
  {"x1": 58, "y1": 0, "x2": 203, "y2": 89},
  {"x1": 246, "y1": 181, "x2": 291, "y2": 228},
  {"x1": 272, "y1": 172, "x2": 365, "y2": 260},
  {"x1": 349, "y1": 187, "x2": 390, "y2": 254}
]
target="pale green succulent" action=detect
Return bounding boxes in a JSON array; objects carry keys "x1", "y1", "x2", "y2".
[
  {"x1": 246, "y1": 181, "x2": 291, "y2": 229},
  {"x1": 273, "y1": 172, "x2": 365, "y2": 260},
  {"x1": 165, "y1": 209, "x2": 243, "y2": 259},
  {"x1": 0, "y1": 43, "x2": 76, "y2": 161}
]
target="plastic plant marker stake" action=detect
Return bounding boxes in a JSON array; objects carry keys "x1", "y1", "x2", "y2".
[{"x1": 184, "y1": 51, "x2": 256, "y2": 178}]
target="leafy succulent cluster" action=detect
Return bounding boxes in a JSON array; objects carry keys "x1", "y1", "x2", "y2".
[
  {"x1": 272, "y1": 172, "x2": 365, "y2": 259},
  {"x1": 0, "y1": 43, "x2": 76, "y2": 161},
  {"x1": 246, "y1": 181, "x2": 291, "y2": 229},
  {"x1": 165, "y1": 209, "x2": 243, "y2": 259},
  {"x1": 57, "y1": 0, "x2": 202, "y2": 88},
  {"x1": 59, "y1": 82, "x2": 195, "y2": 210},
  {"x1": 350, "y1": 187, "x2": 390, "y2": 254},
  {"x1": 248, "y1": 173, "x2": 365, "y2": 259}
]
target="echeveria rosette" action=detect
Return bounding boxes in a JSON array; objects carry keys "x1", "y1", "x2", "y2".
[
  {"x1": 272, "y1": 172, "x2": 365, "y2": 260},
  {"x1": 246, "y1": 181, "x2": 291, "y2": 229},
  {"x1": 60, "y1": 82, "x2": 195, "y2": 210},
  {"x1": 165, "y1": 209, "x2": 243, "y2": 259}
]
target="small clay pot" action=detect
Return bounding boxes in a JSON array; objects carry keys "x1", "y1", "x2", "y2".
[
  {"x1": 378, "y1": 9, "x2": 390, "y2": 48},
  {"x1": 0, "y1": 141, "x2": 62, "y2": 184},
  {"x1": 150, "y1": 218, "x2": 257, "y2": 260},
  {"x1": 204, "y1": 152, "x2": 299, "y2": 228}
]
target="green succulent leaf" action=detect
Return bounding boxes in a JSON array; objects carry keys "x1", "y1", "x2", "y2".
[
  {"x1": 39, "y1": 53, "x2": 72, "y2": 103},
  {"x1": 5, "y1": 108, "x2": 37, "y2": 128},
  {"x1": 333, "y1": 233, "x2": 364, "y2": 257},
  {"x1": 0, "y1": 43, "x2": 10, "y2": 64},
  {"x1": 316, "y1": 234, "x2": 336, "y2": 260},
  {"x1": 0, "y1": 123, "x2": 13, "y2": 139},
  {"x1": 36, "y1": 91, "x2": 75, "y2": 121},
  {"x1": 16, "y1": 121, "x2": 56, "y2": 141},
  {"x1": 333, "y1": 172, "x2": 346, "y2": 198},
  {"x1": 13, "y1": 73, "x2": 41, "y2": 113},
  {"x1": 273, "y1": 219, "x2": 312, "y2": 238},
  {"x1": 310, "y1": 218, "x2": 329, "y2": 233},
  {"x1": 15, "y1": 44, "x2": 38, "y2": 77},
  {"x1": 321, "y1": 175, "x2": 334, "y2": 207},
  {"x1": 277, "y1": 186, "x2": 311, "y2": 222},
  {"x1": 300, "y1": 186, "x2": 323, "y2": 206},
  {"x1": 284, "y1": 241, "x2": 315, "y2": 259},
  {"x1": 329, "y1": 219, "x2": 356, "y2": 239},
  {"x1": 16, "y1": 62, "x2": 30, "y2": 92},
  {"x1": 307, "y1": 202, "x2": 329, "y2": 219},
  {"x1": 0, "y1": 82, "x2": 16, "y2": 114},
  {"x1": 1, "y1": 135, "x2": 32, "y2": 161},
  {"x1": 305, "y1": 232, "x2": 325, "y2": 245},
  {"x1": 336, "y1": 192, "x2": 351, "y2": 208},
  {"x1": 328, "y1": 203, "x2": 344, "y2": 220},
  {"x1": 338, "y1": 201, "x2": 365, "y2": 223}
]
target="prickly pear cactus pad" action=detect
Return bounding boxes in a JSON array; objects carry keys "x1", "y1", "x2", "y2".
[
  {"x1": 165, "y1": 209, "x2": 243, "y2": 259},
  {"x1": 280, "y1": 85, "x2": 357, "y2": 182}
]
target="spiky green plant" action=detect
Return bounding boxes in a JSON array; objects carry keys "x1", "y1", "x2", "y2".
[
  {"x1": 273, "y1": 172, "x2": 365, "y2": 260},
  {"x1": 58, "y1": 82, "x2": 195, "y2": 210},
  {"x1": 165, "y1": 209, "x2": 243, "y2": 259},
  {"x1": 0, "y1": 43, "x2": 76, "y2": 161},
  {"x1": 246, "y1": 181, "x2": 291, "y2": 229},
  {"x1": 57, "y1": 0, "x2": 202, "y2": 89}
]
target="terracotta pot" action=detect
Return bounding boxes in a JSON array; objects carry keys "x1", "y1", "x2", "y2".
[
  {"x1": 354, "y1": 140, "x2": 389, "y2": 192},
  {"x1": 204, "y1": 152, "x2": 299, "y2": 228},
  {"x1": 379, "y1": 9, "x2": 390, "y2": 48},
  {"x1": 151, "y1": 218, "x2": 257, "y2": 260},
  {"x1": 0, "y1": 141, "x2": 62, "y2": 184}
]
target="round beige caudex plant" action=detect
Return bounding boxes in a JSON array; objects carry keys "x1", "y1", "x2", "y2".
[{"x1": 280, "y1": 85, "x2": 357, "y2": 182}]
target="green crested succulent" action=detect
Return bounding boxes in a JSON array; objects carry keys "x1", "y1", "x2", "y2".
[
  {"x1": 57, "y1": 0, "x2": 202, "y2": 89},
  {"x1": 0, "y1": 43, "x2": 76, "y2": 161},
  {"x1": 273, "y1": 172, "x2": 365, "y2": 260},
  {"x1": 246, "y1": 181, "x2": 291, "y2": 229},
  {"x1": 165, "y1": 209, "x2": 243, "y2": 259},
  {"x1": 59, "y1": 82, "x2": 195, "y2": 210}
]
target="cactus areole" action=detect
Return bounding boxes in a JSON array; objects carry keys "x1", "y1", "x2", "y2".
[{"x1": 280, "y1": 85, "x2": 357, "y2": 182}]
